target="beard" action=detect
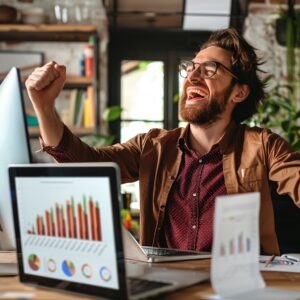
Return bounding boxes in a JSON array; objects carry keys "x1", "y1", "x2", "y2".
[{"x1": 180, "y1": 84, "x2": 234, "y2": 126}]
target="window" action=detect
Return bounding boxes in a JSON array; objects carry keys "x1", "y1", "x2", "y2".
[{"x1": 120, "y1": 60, "x2": 164, "y2": 142}]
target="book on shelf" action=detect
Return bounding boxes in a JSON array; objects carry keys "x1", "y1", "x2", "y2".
[
  {"x1": 67, "y1": 89, "x2": 78, "y2": 127},
  {"x1": 74, "y1": 90, "x2": 86, "y2": 128},
  {"x1": 83, "y1": 86, "x2": 95, "y2": 128},
  {"x1": 52, "y1": 88, "x2": 96, "y2": 129}
]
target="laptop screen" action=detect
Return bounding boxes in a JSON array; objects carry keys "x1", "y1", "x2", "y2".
[
  {"x1": 16, "y1": 176, "x2": 119, "y2": 288},
  {"x1": 9, "y1": 163, "x2": 127, "y2": 299}
]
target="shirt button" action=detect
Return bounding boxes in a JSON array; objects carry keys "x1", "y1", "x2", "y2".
[
  {"x1": 193, "y1": 193, "x2": 197, "y2": 197},
  {"x1": 192, "y1": 225, "x2": 196, "y2": 229},
  {"x1": 199, "y1": 159, "x2": 203, "y2": 163}
]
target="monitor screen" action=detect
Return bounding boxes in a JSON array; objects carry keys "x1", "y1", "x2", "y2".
[{"x1": 0, "y1": 67, "x2": 32, "y2": 250}]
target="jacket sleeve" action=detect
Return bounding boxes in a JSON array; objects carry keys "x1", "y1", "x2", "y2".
[
  {"x1": 41, "y1": 125, "x2": 146, "y2": 183},
  {"x1": 264, "y1": 129, "x2": 300, "y2": 205}
]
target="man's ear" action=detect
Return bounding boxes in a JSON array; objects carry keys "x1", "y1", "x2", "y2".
[{"x1": 232, "y1": 84, "x2": 250, "y2": 103}]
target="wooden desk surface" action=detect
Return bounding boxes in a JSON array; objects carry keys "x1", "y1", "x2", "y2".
[{"x1": 1, "y1": 252, "x2": 300, "y2": 299}]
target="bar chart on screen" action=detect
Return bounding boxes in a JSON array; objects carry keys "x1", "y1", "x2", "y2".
[
  {"x1": 26, "y1": 195, "x2": 102, "y2": 241},
  {"x1": 24, "y1": 195, "x2": 105, "y2": 255},
  {"x1": 15, "y1": 177, "x2": 116, "y2": 257},
  {"x1": 23, "y1": 195, "x2": 106, "y2": 256}
]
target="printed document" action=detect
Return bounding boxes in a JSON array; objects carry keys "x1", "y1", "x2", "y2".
[
  {"x1": 211, "y1": 192, "x2": 265, "y2": 297},
  {"x1": 259, "y1": 255, "x2": 300, "y2": 272},
  {"x1": 209, "y1": 192, "x2": 300, "y2": 300}
]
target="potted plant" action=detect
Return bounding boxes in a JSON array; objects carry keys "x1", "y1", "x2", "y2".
[
  {"x1": 248, "y1": 75, "x2": 300, "y2": 152},
  {"x1": 254, "y1": 1, "x2": 300, "y2": 149}
]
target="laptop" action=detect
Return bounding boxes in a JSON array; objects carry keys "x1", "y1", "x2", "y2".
[
  {"x1": 123, "y1": 227, "x2": 211, "y2": 262},
  {"x1": 9, "y1": 163, "x2": 209, "y2": 299}
]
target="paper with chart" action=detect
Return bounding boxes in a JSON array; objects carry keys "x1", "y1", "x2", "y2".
[
  {"x1": 259, "y1": 255, "x2": 300, "y2": 272},
  {"x1": 211, "y1": 192, "x2": 265, "y2": 297}
]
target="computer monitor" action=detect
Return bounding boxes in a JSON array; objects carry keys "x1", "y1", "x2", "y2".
[{"x1": 0, "y1": 67, "x2": 32, "y2": 250}]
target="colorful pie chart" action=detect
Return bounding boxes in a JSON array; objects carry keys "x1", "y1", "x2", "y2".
[
  {"x1": 47, "y1": 259, "x2": 56, "y2": 273},
  {"x1": 99, "y1": 266, "x2": 111, "y2": 282},
  {"x1": 81, "y1": 263, "x2": 93, "y2": 278},
  {"x1": 62, "y1": 260, "x2": 76, "y2": 277},
  {"x1": 28, "y1": 254, "x2": 40, "y2": 271}
]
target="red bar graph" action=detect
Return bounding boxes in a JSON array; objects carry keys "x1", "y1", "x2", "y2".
[{"x1": 27, "y1": 195, "x2": 102, "y2": 241}]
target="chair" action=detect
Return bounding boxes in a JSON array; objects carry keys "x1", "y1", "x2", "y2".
[{"x1": 271, "y1": 182, "x2": 300, "y2": 254}]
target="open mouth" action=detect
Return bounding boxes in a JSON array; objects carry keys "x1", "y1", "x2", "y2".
[{"x1": 187, "y1": 87, "x2": 208, "y2": 101}]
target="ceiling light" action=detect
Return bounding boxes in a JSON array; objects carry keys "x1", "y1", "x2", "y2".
[{"x1": 183, "y1": 0, "x2": 232, "y2": 31}]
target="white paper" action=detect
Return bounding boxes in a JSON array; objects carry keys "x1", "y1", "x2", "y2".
[
  {"x1": 203, "y1": 288, "x2": 300, "y2": 300},
  {"x1": 259, "y1": 255, "x2": 300, "y2": 272},
  {"x1": 211, "y1": 192, "x2": 265, "y2": 297}
]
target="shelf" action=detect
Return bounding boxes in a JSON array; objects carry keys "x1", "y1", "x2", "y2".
[
  {"x1": 29, "y1": 126, "x2": 94, "y2": 138},
  {"x1": 1, "y1": 23, "x2": 101, "y2": 140},
  {"x1": 0, "y1": 74, "x2": 93, "y2": 88},
  {"x1": 0, "y1": 24, "x2": 98, "y2": 42},
  {"x1": 65, "y1": 76, "x2": 94, "y2": 88}
]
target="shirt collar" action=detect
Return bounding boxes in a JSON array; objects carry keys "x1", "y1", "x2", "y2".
[
  {"x1": 177, "y1": 124, "x2": 190, "y2": 152},
  {"x1": 177, "y1": 121, "x2": 238, "y2": 154}
]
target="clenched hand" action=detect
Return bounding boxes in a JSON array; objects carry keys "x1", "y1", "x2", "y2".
[{"x1": 25, "y1": 61, "x2": 66, "y2": 113}]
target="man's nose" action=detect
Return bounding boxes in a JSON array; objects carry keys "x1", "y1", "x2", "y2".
[{"x1": 187, "y1": 66, "x2": 203, "y2": 84}]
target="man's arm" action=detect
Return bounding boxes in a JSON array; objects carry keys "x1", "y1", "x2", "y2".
[
  {"x1": 25, "y1": 61, "x2": 66, "y2": 147},
  {"x1": 265, "y1": 130, "x2": 300, "y2": 204}
]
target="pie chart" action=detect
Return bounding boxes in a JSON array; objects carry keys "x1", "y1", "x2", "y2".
[
  {"x1": 99, "y1": 266, "x2": 111, "y2": 282},
  {"x1": 62, "y1": 260, "x2": 76, "y2": 277},
  {"x1": 81, "y1": 263, "x2": 93, "y2": 278},
  {"x1": 47, "y1": 259, "x2": 56, "y2": 273},
  {"x1": 28, "y1": 254, "x2": 40, "y2": 271}
]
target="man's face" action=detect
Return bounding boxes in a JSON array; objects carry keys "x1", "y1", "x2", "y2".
[{"x1": 180, "y1": 46, "x2": 237, "y2": 126}]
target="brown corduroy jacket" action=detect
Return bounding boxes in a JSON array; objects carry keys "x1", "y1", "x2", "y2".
[{"x1": 43, "y1": 122, "x2": 300, "y2": 255}]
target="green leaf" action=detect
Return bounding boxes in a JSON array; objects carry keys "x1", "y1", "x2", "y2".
[
  {"x1": 138, "y1": 61, "x2": 150, "y2": 70},
  {"x1": 102, "y1": 106, "x2": 122, "y2": 122},
  {"x1": 281, "y1": 120, "x2": 291, "y2": 131},
  {"x1": 262, "y1": 74, "x2": 274, "y2": 84},
  {"x1": 292, "y1": 141, "x2": 300, "y2": 152},
  {"x1": 173, "y1": 93, "x2": 180, "y2": 103},
  {"x1": 295, "y1": 110, "x2": 300, "y2": 118},
  {"x1": 276, "y1": 100, "x2": 294, "y2": 111}
]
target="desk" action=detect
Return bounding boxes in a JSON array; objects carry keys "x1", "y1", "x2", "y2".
[{"x1": 1, "y1": 252, "x2": 300, "y2": 299}]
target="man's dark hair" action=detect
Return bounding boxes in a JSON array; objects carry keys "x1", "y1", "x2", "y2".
[{"x1": 200, "y1": 28, "x2": 266, "y2": 123}]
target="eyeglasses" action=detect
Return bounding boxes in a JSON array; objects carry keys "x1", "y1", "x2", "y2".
[{"x1": 179, "y1": 60, "x2": 238, "y2": 80}]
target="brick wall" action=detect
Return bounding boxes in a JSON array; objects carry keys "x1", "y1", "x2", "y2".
[{"x1": 244, "y1": 1, "x2": 300, "y2": 93}]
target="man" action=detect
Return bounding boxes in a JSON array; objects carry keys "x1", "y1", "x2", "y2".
[{"x1": 26, "y1": 28, "x2": 300, "y2": 255}]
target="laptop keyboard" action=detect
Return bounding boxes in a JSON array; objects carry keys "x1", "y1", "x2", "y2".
[
  {"x1": 128, "y1": 277, "x2": 172, "y2": 295},
  {"x1": 142, "y1": 246, "x2": 203, "y2": 257}
]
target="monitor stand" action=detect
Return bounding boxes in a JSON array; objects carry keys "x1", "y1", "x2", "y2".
[{"x1": 0, "y1": 263, "x2": 18, "y2": 276}]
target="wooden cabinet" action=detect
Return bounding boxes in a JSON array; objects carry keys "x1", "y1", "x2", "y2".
[{"x1": 0, "y1": 24, "x2": 100, "y2": 138}]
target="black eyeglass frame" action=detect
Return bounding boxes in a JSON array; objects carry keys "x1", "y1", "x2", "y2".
[{"x1": 179, "y1": 60, "x2": 239, "y2": 80}]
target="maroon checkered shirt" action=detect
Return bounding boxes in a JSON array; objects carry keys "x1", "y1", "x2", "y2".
[{"x1": 160, "y1": 138, "x2": 226, "y2": 251}]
